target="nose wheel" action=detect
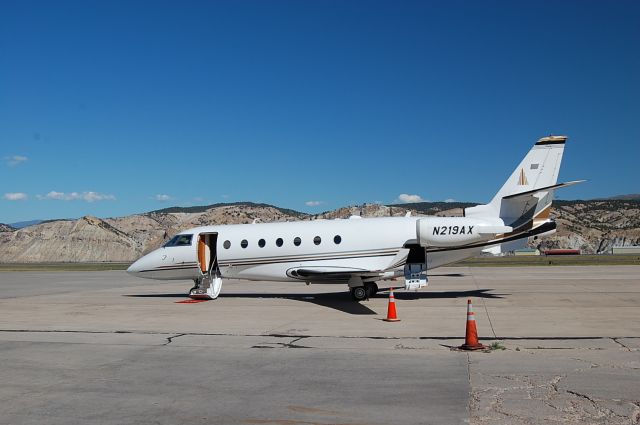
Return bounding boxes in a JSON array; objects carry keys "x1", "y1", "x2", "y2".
[{"x1": 189, "y1": 275, "x2": 223, "y2": 300}]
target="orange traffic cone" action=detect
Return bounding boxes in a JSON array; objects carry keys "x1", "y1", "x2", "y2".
[
  {"x1": 383, "y1": 287, "x2": 401, "y2": 322},
  {"x1": 459, "y1": 299, "x2": 486, "y2": 350}
]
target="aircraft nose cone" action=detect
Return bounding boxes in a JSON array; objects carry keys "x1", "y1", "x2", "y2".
[
  {"x1": 126, "y1": 250, "x2": 165, "y2": 279},
  {"x1": 126, "y1": 259, "x2": 143, "y2": 276}
]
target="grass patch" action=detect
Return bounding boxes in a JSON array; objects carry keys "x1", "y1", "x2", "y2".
[{"x1": 489, "y1": 341, "x2": 506, "y2": 351}]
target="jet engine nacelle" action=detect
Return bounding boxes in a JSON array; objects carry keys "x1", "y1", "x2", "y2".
[{"x1": 416, "y1": 217, "x2": 512, "y2": 247}]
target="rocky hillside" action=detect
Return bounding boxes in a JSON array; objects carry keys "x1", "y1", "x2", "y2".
[
  {"x1": 0, "y1": 200, "x2": 638, "y2": 262},
  {"x1": 0, "y1": 223, "x2": 15, "y2": 232},
  {"x1": 0, "y1": 203, "x2": 305, "y2": 262},
  {"x1": 539, "y1": 200, "x2": 640, "y2": 253}
]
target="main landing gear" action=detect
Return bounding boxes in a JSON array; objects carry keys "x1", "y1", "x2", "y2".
[{"x1": 349, "y1": 282, "x2": 378, "y2": 301}]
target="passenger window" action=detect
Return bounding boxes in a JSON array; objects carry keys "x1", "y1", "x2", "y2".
[
  {"x1": 163, "y1": 234, "x2": 193, "y2": 247},
  {"x1": 276, "y1": 238, "x2": 283, "y2": 247},
  {"x1": 334, "y1": 235, "x2": 341, "y2": 244},
  {"x1": 223, "y1": 240, "x2": 231, "y2": 249},
  {"x1": 294, "y1": 237, "x2": 301, "y2": 246},
  {"x1": 313, "y1": 236, "x2": 321, "y2": 245},
  {"x1": 241, "y1": 239, "x2": 248, "y2": 249},
  {"x1": 258, "y1": 239, "x2": 266, "y2": 248}
]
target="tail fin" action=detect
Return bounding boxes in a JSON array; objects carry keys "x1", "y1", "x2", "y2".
[{"x1": 466, "y1": 135, "x2": 583, "y2": 226}]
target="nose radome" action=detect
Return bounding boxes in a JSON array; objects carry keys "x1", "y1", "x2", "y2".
[
  {"x1": 126, "y1": 258, "x2": 143, "y2": 275},
  {"x1": 127, "y1": 249, "x2": 166, "y2": 278},
  {"x1": 127, "y1": 251, "x2": 156, "y2": 276}
]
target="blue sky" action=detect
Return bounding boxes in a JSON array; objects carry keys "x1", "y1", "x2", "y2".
[{"x1": 1, "y1": 0, "x2": 639, "y2": 223}]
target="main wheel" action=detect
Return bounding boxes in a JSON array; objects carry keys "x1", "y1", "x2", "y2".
[
  {"x1": 365, "y1": 282, "x2": 379, "y2": 298},
  {"x1": 350, "y1": 286, "x2": 367, "y2": 301}
]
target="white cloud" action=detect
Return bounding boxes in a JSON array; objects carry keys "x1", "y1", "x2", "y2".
[
  {"x1": 305, "y1": 200, "x2": 323, "y2": 207},
  {"x1": 37, "y1": 191, "x2": 116, "y2": 202},
  {"x1": 4, "y1": 155, "x2": 28, "y2": 166},
  {"x1": 3, "y1": 192, "x2": 28, "y2": 201},
  {"x1": 154, "y1": 194, "x2": 173, "y2": 202},
  {"x1": 444, "y1": 198, "x2": 456, "y2": 203},
  {"x1": 38, "y1": 191, "x2": 64, "y2": 200},
  {"x1": 396, "y1": 194, "x2": 425, "y2": 203},
  {"x1": 83, "y1": 192, "x2": 116, "y2": 202}
]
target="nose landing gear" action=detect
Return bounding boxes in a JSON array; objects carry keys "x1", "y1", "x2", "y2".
[{"x1": 189, "y1": 275, "x2": 223, "y2": 300}]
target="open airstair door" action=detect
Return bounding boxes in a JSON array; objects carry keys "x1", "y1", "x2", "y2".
[
  {"x1": 191, "y1": 233, "x2": 223, "y2": 300},
  {"x1": 197, "y1": 233, "x2": 218, "y2": 276},
  {"x1": 403, "y1": 243, "x2": 428, "y2": 291}
]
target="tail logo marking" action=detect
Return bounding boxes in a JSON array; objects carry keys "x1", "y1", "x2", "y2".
[{"x1": 517, "y1": 168, "x2": 529, "y2": 186}]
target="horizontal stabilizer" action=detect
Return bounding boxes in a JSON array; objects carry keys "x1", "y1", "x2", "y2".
[{"x1": 502, "y1": 180, "x2": 586, "y2": 200}]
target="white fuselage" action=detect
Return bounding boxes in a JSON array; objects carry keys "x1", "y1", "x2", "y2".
[{"x1": 126, "y1": 216, "x2": 495, "y2": 283}]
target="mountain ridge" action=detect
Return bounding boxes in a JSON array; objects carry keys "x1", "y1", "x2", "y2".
[{"x1": 148, "y1": 201, "x2": 307, "y2": 217}]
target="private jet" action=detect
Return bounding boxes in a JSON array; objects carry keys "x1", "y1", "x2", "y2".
[{"x1": 127, "y1": 135, "x2": 582, "y2": 301}]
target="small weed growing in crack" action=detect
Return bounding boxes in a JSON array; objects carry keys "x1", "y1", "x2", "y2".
[{"x1": 489, "y1": 341, "x2": 506, "y2": 351}]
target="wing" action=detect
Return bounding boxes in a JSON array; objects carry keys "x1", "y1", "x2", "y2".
[{"x1": 286, "y1": 249, "x2": 409, "y2": 282}]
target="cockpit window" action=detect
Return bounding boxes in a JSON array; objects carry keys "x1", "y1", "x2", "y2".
[{"x1": 163, "y1": 234, "x2": 193, "y2": 247}]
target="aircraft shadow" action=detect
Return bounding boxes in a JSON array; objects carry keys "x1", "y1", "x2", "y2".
[
  {"x1": 125, "y1": 292, "x2": 377, "y2": 315},
  {"x1": 125, "y1": 288, "x2": 504, "y2": 315},
  {"x1": 378, "y1": 288, "x2": 506, "y2": 300}
]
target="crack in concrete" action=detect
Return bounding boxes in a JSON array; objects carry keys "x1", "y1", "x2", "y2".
[
  {"x1": 163, "y1": 333, "x2": 185, "y2": 346},
  {"x1": 251, "y1": 336, "x2": 312, "y2": 349},
  {"x1": 565, "y1": 389, "x2": 598, "y2": 405},
  {"x1": 612, "y1": 337, "x2": 632, "y2": 351},
  {"x1": 564, "y1": 389, "x2": 613, "y2": 420}
]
